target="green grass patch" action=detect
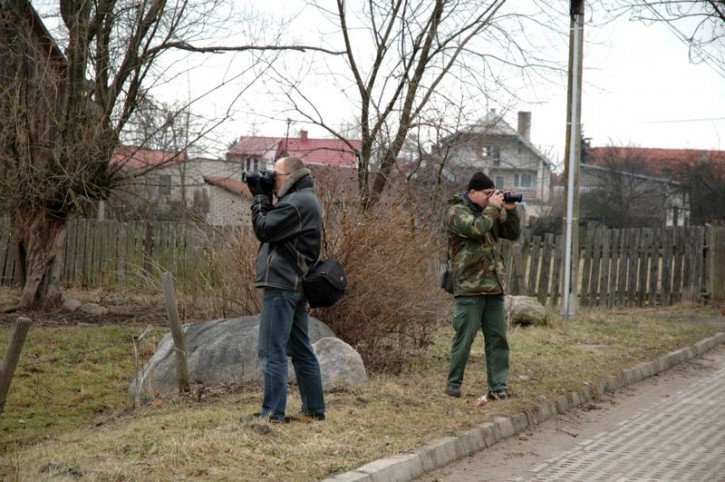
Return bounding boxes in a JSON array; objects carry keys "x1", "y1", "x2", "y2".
[{"x1": 0, "y1": 325, "x2": 166, "y2": 449}]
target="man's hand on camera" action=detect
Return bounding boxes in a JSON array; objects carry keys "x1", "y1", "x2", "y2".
[
  {"x1": 247, "y1": 177, "x2": 265, "y2": 197},
  {"x1": 488, "y1": 191, "x2": 504, "y2": 208},
  {"x1": 262, "y1": 183, "x2": 274, "y2": 199}
]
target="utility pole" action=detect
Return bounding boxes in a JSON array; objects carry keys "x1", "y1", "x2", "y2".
[{"x1": 561, "y1": 0, "x2": 584, "y2": 318}]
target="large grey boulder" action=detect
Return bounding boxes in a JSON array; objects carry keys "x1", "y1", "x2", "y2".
[
  {"x1": 314, "y1": 337, "x2": 368, "y2": 387},
  {"x1": 504, "y1": 295, "x2": 548, "y2": 326},
  {"x1": 129, "y1": 315, "x2": 366, "y2": 403}
]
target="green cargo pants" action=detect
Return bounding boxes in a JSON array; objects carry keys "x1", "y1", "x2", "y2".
[{"x1": 447, "y1": 294, "x2": 509, "y2": 392}]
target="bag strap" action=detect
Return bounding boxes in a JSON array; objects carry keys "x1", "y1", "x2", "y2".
[{"x1": 279, "y1": 217, "x2": 328, "y2": 276}]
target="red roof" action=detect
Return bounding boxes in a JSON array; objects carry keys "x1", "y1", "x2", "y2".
[
  {"x1": 227, "y1": 137, "x2": 280, "y2": 158},
  {"x1": 228, "y1": 131, "x2": 360, "y2": 168},
  {"x1": 586, "y1": 146, "x2": 725, "y2": 177},
  {"x1": 110, "y1": 146, "x2": 187, "y2": 169},
  {"x1": 204, "y1": 176, "x2": 252, "y2": 198}
]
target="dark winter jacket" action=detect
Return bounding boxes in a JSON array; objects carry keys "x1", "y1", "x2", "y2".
[
  {"x1": 251, "y1": 169, "x2": 322, "y2": 291},
  {"x1": 447, "y1": 192, "x2": 521, "y2": 296}
]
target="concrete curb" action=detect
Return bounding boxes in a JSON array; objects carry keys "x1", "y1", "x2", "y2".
[{"x1": 322, "y1": 332, "x2": 725, "y2": 482}]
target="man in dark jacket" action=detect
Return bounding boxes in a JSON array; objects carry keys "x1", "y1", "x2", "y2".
[
  {"x1": 242, "y1": 156, "x2": 325, "y2": 424},
  {"x1": 445, "y1": 172, "x2": 521, "y2": 401}
]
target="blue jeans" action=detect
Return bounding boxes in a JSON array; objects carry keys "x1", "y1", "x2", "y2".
[{"x1": 258, "y1": 289, "x2": 325, "y2": 419}]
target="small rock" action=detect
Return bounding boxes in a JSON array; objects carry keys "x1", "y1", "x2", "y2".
[
  {"x1": 62, "y1": 299, "x2": 82, "y2": 312},
  {"x1": 80, "y1": 303, "x2": 109, "y2": 316}
]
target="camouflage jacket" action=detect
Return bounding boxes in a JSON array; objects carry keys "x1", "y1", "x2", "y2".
[{"x1": 447, "y1": 192, "x2": 521, "y2": 296}]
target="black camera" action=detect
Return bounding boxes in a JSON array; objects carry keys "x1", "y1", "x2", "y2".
[
  {"x1": 502, "y1": 192, "x2": 523, "y2": 203},
  {"x1": 243, "y1": 170, "x2": 276, "y2": 191}
]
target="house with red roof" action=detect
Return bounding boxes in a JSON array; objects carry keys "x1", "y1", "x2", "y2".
[
  {"x1": 226, "y1": 130, "x2": 360, "y2": 172},
  {"x1": 105, "y1": 130, "x2": 361, "y2": 225},
  {"x1": 575, "y1": 145, "x2": 725, "y2": 227},
  {"x1": 107, "y1": 146, "x2": 243, "y2": 222},
  {"x1": 201, "y1": 130, "x2": 361, "y2": 225},
  {"x1": 584, "y1": 146, "x2": 725, "y2": 180}
]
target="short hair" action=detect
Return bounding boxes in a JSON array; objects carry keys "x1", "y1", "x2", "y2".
[{"x1": 279, "y1": 156, "x2": 305, "y2": 173}]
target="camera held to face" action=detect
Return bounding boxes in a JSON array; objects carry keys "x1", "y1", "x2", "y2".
[
  {"x1": 502, "y1": 192, "x2": 523, "y2": 203},
  {"x1": 243, "y1": 170, "x2": 276, "y2": 191}
]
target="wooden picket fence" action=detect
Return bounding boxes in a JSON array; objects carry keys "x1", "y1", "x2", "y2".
[
  {"x1": 0, "y1": 217, "x2": 210, "y2": 292},
  {"x1": 503, "y1": 225, "x2": 725, "y2": 308},
  {"x1": 1, "y1": 217, "x2": 724, "y2": 308}
]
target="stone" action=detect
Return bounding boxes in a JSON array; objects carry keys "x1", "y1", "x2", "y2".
[
  {"x1": 505, "y1": 295, "x2": 548, "y2": 326},
  {"x1": 62, "y1": 298, "x2": 82, "y2": 312},
  {"x1": 314, "y1": 337, "x2": 368, "y2": 387},
  {"x1": 79, "y1": 303, "x2": 108, "y2": 316},
  {"x1": 129, "y1": 315, "x2": 367, "y2": 403}
]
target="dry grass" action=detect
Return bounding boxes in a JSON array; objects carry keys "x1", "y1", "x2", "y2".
[{"x1": 1, "y1": 301, "x2": 723, "y2": 481}]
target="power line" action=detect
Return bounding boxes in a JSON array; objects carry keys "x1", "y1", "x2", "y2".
[{"x1": 635, "y1": 116, "x2": 725, "y2": 125}]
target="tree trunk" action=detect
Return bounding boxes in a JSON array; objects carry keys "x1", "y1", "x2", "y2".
[{"x1": 17, "y1": 212, "x2": 67, "y2": 309}]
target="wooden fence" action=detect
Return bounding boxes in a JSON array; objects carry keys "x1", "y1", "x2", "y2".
[
  {"x1": 504, "y1": 225, "x2": 725, "y2": 308},
  {"x1": 1, "y1": 218, "x2": 724, "y2": 308},
  {"x1": 0, "y1": 217, "x2": 210, "y2": 292}
]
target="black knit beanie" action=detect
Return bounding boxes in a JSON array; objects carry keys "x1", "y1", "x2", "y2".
[{"x1": 467, "y1": 172, "x2": 495, "y2": 191}]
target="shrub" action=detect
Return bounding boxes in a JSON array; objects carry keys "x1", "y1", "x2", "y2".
[
  {"x1": 185, "y1": 199, "x2": 448, "y2": 373},
  {"x1": 317, "y1": 204, "x2": 447, "y2": 371}
]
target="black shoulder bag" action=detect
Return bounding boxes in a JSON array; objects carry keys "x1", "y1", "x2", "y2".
[
  {"x1": 439, "y1": 251, "x2": 454, "y2": 294},
  {"x1": 283, "y1": 226, "x2": 347, "y2": 308}
]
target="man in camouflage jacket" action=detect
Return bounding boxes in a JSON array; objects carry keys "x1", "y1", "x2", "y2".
[{"x1": 445, "y1": 172, "x2": 521, "y2": 401}]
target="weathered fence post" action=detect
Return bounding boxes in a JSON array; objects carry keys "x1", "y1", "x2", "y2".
[
  {"x1": 161, "y1": 272, "x2": 190, "y2": 393},
  {"x1": 0, "y1": 317, "x2": 32, "y2": 414}
]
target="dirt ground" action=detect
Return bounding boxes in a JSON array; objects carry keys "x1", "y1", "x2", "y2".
[{"x1": 0, "y1": 287, "x2": 170, "y2": 327}]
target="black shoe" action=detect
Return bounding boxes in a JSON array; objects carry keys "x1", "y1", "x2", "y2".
[
  {"x1": 292, "y1": 412, "x2": 326, "y2": 422},
  {"x1": 487, "y1": 389, "x2": 514, "y2": 401},
  {"x1": 240, "y1": 412, "x2": 290, "y2": 424},
  {"x1": 445, "y1": 385, "x2": 462, "y2": 398}
]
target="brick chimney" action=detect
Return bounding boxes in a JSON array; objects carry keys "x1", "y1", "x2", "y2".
[
  {"x1": 299, "y1": 129, "x2": 308, "y2": 141},
  {"x1": 517, "y1": 111, "x2": 531, "y2": 141}
]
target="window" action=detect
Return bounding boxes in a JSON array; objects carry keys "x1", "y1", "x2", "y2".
[
  {"x1": 492, "y1": 146, "x2": 501, "y2": 166},
  {"x1": 481, "y1": 145, "x2": 501, "y2": 166},
  {"x1": 495, "y1": 176, "x2": 504, "y2": 189},
  {"x1": 513, "y1": 173, "x2": 532, "y2": 188},
  {"x1": 159, "y1": 175, "x2": 172, "y2": 196}
]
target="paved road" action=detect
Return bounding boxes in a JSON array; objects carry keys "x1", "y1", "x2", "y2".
[{"x1": 418, "y1": 344, "x2": 725, "y2": 482}]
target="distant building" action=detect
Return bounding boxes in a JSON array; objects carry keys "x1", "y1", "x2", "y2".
[
  {"x1": 227, "y1": 129, "x2": 359, "y2": 174},
  {"x1": 576, "y1": 145, "x2": 725, "y2": 227},
  {"x1": 203, "y1": 176, "x2": 252, "y2": 226},
  {"x1": 584, "y1": 146, "x2": 725, "y2": 179},
  {"x1": 422, "y1": 110, "x2": 555, "y2": 221},
  {"x1": 207, "y1": 130, "x2": 361, "y2": 225}
]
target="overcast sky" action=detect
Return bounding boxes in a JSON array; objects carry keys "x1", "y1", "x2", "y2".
[
  {"x1": 520, "y1": 12, "x2": 725, "y2": 165},
  {"x1": 150, "y1": 2, "x2": 723, "y2": 165}
]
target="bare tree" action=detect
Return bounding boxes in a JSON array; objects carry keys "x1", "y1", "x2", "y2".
[
  {"x1": 680, "y1": 156, "x2": 725, "y2": 225},
  {"x1": 268, "y1": 0, "x2": 566, "y2": 210},
  {"x1": 579, "y1": 146, "x2": 679, "y2": 228},
  {"x1": 0, "y1": 0, "x2": 340, "y2": 308}
]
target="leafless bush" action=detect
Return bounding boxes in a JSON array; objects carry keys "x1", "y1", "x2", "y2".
[
  {"x1": 179, "y1": 225, "x2": 261, "y2": 320},
  {"x1": 180, "y1": 194, "x2": 448, "y2": 373},
  {"x1": 317, "y1": 203, "x2": 447, "y2": 372}
]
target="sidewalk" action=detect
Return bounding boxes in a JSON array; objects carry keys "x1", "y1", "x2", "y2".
[{"x1": 323, "y1": 332, "x2": 725, "y2": 482}]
